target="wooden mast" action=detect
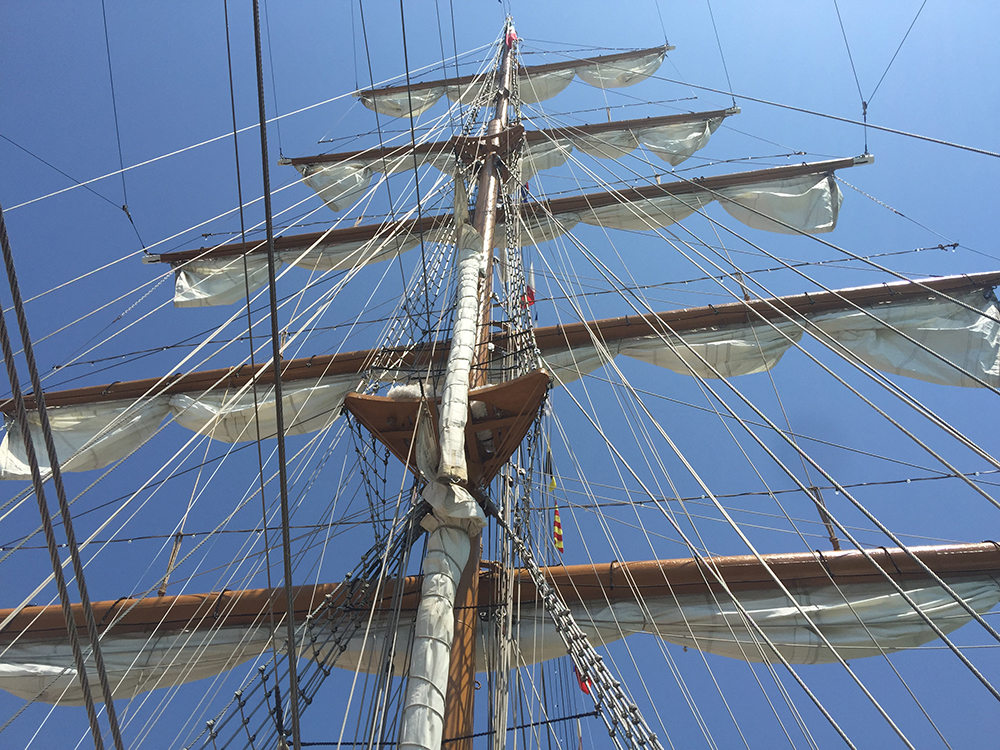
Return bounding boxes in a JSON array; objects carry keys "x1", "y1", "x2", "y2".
[{"x1": 442, "y1": 21, "x2": 517, "y2": 750}]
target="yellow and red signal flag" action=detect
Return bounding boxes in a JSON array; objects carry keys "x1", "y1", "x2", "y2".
[{"x1": 553, "y1": 504, "x2": 564, "y2": 554}]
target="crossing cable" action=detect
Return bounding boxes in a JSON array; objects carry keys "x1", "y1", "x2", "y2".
[
  {"x1": 831, "y1": 0, "x2": 868, "y2": 152},
  {"x1": 0, "y1": 207, "x2": 116, "y2": 750},
  {"x1": 494, "y1": 512, "x2": 667, "y2": 750},
  {"x1": 704, "y1": 0, "x2": 736, "y2": 108},
  {"x1": 223, "y1": 0, "x2": 285, "y2": 699},
  {"x1": 98, "y1": 0, "x2": 144, "y2": 248},
  {"x1": 251, "y1": 0, "x2": 303, "y2": 747},
  {"x1": 567, "y1": 232, "x2": 1000, "y2": 700},
  {"x1": 640, "y1": 72, "x2": 1000, "y2": 159},
  {"x1": 868, "y1": 0, "x2": 928, "y2": 105}
]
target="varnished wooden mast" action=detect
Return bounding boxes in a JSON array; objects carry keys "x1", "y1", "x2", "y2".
[{"x1": 442, "y1": 23, "x2": 517, "y2": 750}]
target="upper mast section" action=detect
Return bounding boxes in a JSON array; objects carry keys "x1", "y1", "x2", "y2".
[
  {"x1": 344, "y1": 18, "x2": 547, "y2": 490},
  {"x1": 470, "y1": 18, "x2": 519, "y2": 387},
  {"x1": 436, "y1": 16, "x2": 531, "y2": 484}
]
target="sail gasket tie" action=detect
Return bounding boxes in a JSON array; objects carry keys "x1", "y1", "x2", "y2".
[
  {"x1": 814, "y1": 548, "x2": 834, "y2": 580},
  {"x1": 878, "y1": 546, "x2": 904, "y2": 576},
  {"x1": 213, "y1": 588, "x2": 232, "y2": 619},
  {"x1": 96, "y1": 595, "x2": 131, "y2": 629}
]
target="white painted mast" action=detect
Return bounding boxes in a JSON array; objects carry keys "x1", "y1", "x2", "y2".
[{"x1": 397, "y1": 19, "x2": 516, "y2": 750}]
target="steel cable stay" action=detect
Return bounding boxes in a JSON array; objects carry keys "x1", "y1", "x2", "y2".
[
  {"x1": 547, "y1": 413, "x2": 760, "y2": 750},
  {"x1": 655, "y1": 217, "x2": 1000, "y2": 493},
  {"x1": 554, "y1": 384, "x2": 877, "y2": 750},
  {"x1": 654, "y1": 351, "x2": 953, "y2": 744},
  {"x1": 543, "y1": 298, "x2": 790, "y2": 746},
  {"x1": 561, "y1": 218, "x2": 1000, "y2": 649},
  {"x1": 517, "y1": 131, "x2": 1000, "y2": 501},
  {"x1": 541, "y1": 483, "x2": 981, "y2": 550},
  {"x1": 540, "y1": 256, "x2": 844, "y2": 748},
  {"x1": 136, "y1": 438, "x2": 410, "y2": 748},
  {"x1": 535, "y1": 241, "x2": 830, "y2": 746},
  {"x1": 549, "y1": 411, "x2": 820, "y2": 750},
  {"x1": 529, "y1": 215, "x2": 999, "y2": 742},
  {"x1": 125, "y1": 428, "x2": 368, "y2": 745},
  {"x1": 572, "y1": 264, "x2": 1000, "y2": 696},
  {"x1": 569, "y1": 368, "x2": 997, "y2": 486}
]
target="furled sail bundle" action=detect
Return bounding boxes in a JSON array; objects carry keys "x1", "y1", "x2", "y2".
[
  {"x1": 1, "y1": 273, "x2": 997, "y2": 480},
  {"x1": 357, "y1": 47, "x2": 671, "y2": 119},
  {"x1": 285, "y1": 109, "x2": 738, "y2": 211},
  {"x1": 539, "y1": 273, "x2": 1000, "y2": 387},
  {"x1": 155, "y1": 157, "x2": 863, "y2": 307},
  {"x1": 1, "y1": 543, "x2": 996, "y2": 704}
]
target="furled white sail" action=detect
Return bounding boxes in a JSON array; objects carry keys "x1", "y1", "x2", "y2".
[
  {"x1": 169, "y1": 376, "x2": 360, "y2": 443},
  {"x1": 358, "y1": 86, "x2": 446, "y2": 119},
  {"x1": 291, "y1": 113, "x2": 732, "y2": 212},
  {"x1": 170, "y1": 164, "x2": 843, "y2": 308},
  {"x1": 358, "y1": 48, "x2": 667, "y2": 119},
  {"x1": 0, "y1": 375, "x2": 361, "y2": 480},
  {"x1": 174, "y1": 255, "x2": 274, "y2": 308},
  {"x1": 716, "y1": 173, "x2": 842, "y2": 235},
  {"x1": 542, "y1": 290, "x2": 1000, "y2": 388},
  {"x1": 2, "y1": 290, "x2": 996, "y2": 479},
  {"x1": 0, "y1": 627, "x2": 274, "y2": 705},
  {"x1": 292, "y1": 148, "x2": 455, "y2": 212},
  {"x1": 518, "y1": 576, "x2": 1000, "y2": 666},
  {"x1": 3, "y1": 572, "x2": 992, "y2": 704},
  {"x1": 810, "y1": 290, "x2": 1000, "y2": 387},
  {"x1": 172, "y1": 230, "x2": 442, "y2": 308},
  {"x1": 0, "y1": 398, "x2": 172, "y2": 480},
  {"x1": 570, "y1": 172, "x2": 843, "y2": 235}
]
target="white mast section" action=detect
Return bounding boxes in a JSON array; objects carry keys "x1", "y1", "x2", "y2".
[{"x1": 398, "y1": 21, "x2": 516, "y2": 750}]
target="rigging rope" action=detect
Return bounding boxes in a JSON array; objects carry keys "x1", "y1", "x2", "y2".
[
  {"x1": 251, "y1": 0, "x2": 302, "y2": 745},
  {"x1": 99, "y1": 0, "x2": 144, "y2": 248},
  {"x1": 0, "y1": 204, "x2": 125, "y2": 749}
]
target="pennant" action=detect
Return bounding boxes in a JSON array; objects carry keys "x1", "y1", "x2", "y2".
[
  {"x1": 553, "y1": 504, "x2": 564, "y2": 554},
  {"x1": 573, "y1": 664, "x2": 591, "y2": 694},
  {"x1": 544, "y1": 440, "x2": 556, "y2": 492}
]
